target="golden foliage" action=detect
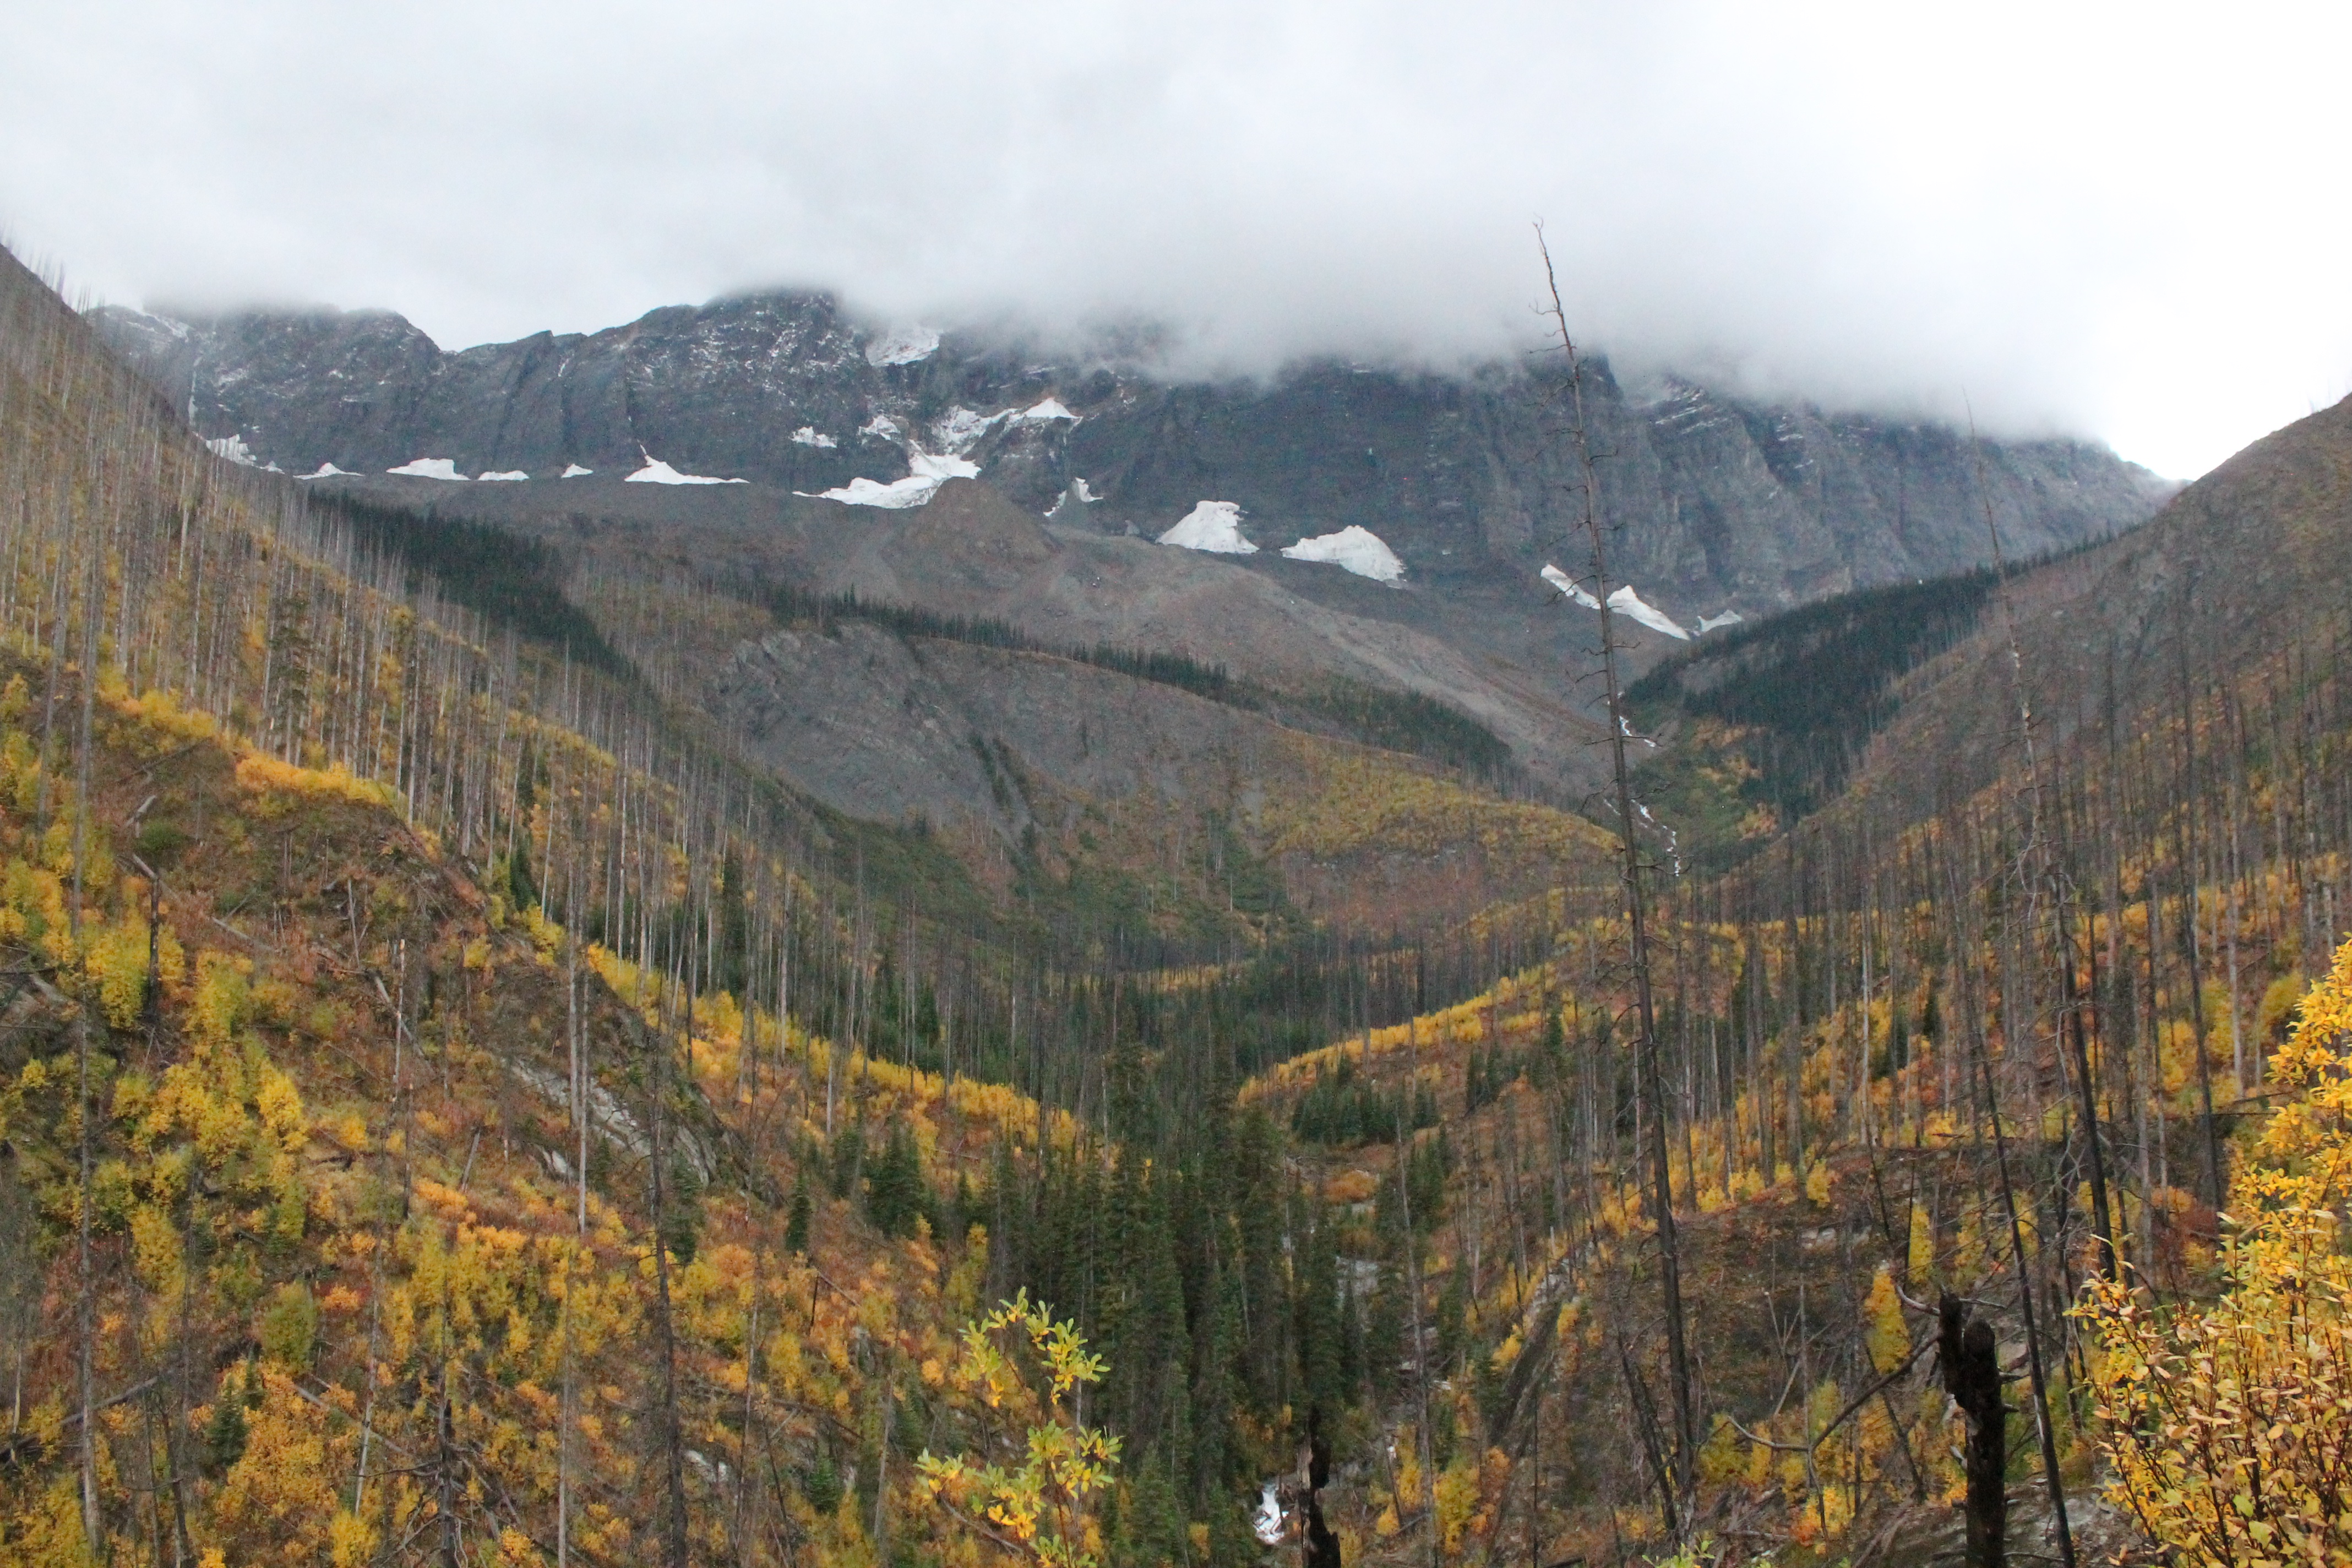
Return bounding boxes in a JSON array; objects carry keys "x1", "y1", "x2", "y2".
[
  {"x1": 209, "y1": 1368, "x2": 346, "y2": 1568},
  {"x1": 1864, "y1": 1266, "x2": 1909, "y2": 1376},
  {"x1": 233, "y1": 752, "x2": 402, "y2": 813},
  {"x1": 2086, "y1": 935, "x2": 2352, "y2": 1564},
  {"x1": 918, "y1": 1292, "x2": 1122, "y2": 1568},
  {"x1": 1256, "y1": 737, "x2": 1613, "y2": 867}
]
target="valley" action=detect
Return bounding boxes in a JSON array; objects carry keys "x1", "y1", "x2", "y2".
[{"x1": 4, "y1": 235, "x2": 2349, "y2": 1568}]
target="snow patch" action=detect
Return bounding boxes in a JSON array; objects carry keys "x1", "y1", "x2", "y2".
[
  {"x1": 478, "y1": 470, "x2": 529, "y2": 482},
  {"x1": 1071, "y1": 477, "x2": 1100, "y2": 503},
  {"x1": 864, "y1": 324, "x2": 939, "y2": 366},
  {"x1": 1636, "y1": 798, "x2": 1682, "y2": 876},
  {"x1": 807, "y1": 476, "x2": 935, "y2": 509},
  {"x1": 790, "y1": 427, "x2": 837, "y2": 449},
  {"x1": 1542, "y1": 565, "x2": 1691, "y2": 639},
  {"x1": 933, "y1": 405, "x2": 1010, "y2": 454},
  {"x1": 912, "y1": 450, "x2": 980, "y2": 482},
  {"x1": 1158, "y1": 500, "x2": 1256, "y2": 554},
  {"x1": 1541, "y1": 563, "x2": 1599, "y2": 609},
  {"x1": 205, "y1": 434, "x2": 260, "y2": 467},
  {"x1": 860, "y1": 413, "x2": 905, "y2": 443},
  {"x1": 296, "y1": 462, "x2": 353, "y2": 480},
  {"x1": 1281, "y1": 525, "x2": 1404, "y2": 583},
  {"x1": 1609, "y1": 585, "x2": 1691, "y2": 640},
  {"x1": 627, "y1": 456, "x2": 747, "y2": 486},
  {"x1": 804, "y1": 480, "x2": 922, "y2": 510},
  {"x1": 1697, "y1": 609, "x2": 1744, "y2": 633},
  {"x1": 386, "y1": 458, "x2": 469, "y2": 481},
  {"x1": 1020, "y1": 398, "x2": 1077, "y2": 422},
  {"x1": 797, "y1": 449, "x2": 979, "y2": 510},
  {"x1": 560, "y1": 464, "x2": 594, "y2": 478}
]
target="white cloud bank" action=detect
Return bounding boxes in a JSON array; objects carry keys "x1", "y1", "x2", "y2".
[{"x1": 5, "y1": 2, "x2": 2350, "y2": 477}]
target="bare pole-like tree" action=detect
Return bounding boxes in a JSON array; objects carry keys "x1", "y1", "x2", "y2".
[
  {"x1": 1966, "y1": 416, "x2": 2076, "y2": 1568},
  {"x1": 71, "y1": 519, "x2": 101, "y2": 1558},
  {"x1": 1534, "y1": 224, "x2": 1697, "y2": 1511}
]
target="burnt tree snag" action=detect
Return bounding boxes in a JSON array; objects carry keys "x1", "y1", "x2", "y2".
[
  {"x1": 1303, "y1": 1413, "x2": 1341, "y2": 1568},
  {"x1": 1937, "y1": 1292, "x2": 2006, "y2": 1568}
]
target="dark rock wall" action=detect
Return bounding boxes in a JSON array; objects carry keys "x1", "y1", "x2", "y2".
[{"x1": 92, "y1": 292, "x2": 2169, "y2": 618}]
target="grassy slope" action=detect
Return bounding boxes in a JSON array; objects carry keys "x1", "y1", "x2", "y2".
[{"x1": 577, "y1": 565, "x2": 1615, "y2": 955}]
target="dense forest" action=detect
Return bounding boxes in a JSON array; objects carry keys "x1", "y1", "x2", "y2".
[
  {"x1": 1625, "y1": 570, "x2": 1998, "y2": 842},
  {"x1": 3, "y1": 232, "x2": 2350, "y2": 1568}
]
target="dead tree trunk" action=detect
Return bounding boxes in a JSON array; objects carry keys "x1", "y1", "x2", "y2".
[
  {"x1": 1937, "y1": 1292, "x2": 2006, "y2": 1568},
  {"x1": 1536, "y1": 225, "x2": 1697, "y2": 1507},
  {"x1": 644, "y1": 1003, "x2": 693, "y2": 1568},
  {"x1": 1303, "y1": 1412, "x2": 1341, "y2": 1568}
]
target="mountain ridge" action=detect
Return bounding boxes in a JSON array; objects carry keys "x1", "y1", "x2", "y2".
[{"x1": 92, "y1": 291, "x2": 2172, "y2": 623}]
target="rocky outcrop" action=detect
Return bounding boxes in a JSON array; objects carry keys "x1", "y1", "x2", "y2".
[{"x1": 93, "y1": 293, "x2": 2170, "y2": 622}]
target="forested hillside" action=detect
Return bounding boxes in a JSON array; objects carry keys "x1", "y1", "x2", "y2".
[
  {"x1": 1221, "y1": 395, "x2": 2352, "y2": 1562},
  {"x1": 1624, "y1": 570, "x2": 1999, "y2": 859},
  {"x1": 8, "y1": 229, "x2": 2352, "y2": 1568},
  {"x1": 0, "y1": 236, "x2": 1585, "y2": 1568}
]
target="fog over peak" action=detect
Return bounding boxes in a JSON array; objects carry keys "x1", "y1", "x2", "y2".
[{"x1": 4, "y1": 1, "x2": 2347, "y2": 478}]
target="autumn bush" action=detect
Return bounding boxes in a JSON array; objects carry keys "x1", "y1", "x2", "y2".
[
  {"x1": 917, "y1": 1292, "x2": 1122, "y2": 1568},
  {"x1": 2085, "y1": 934, "x2": 2352, "y2": 1563}
]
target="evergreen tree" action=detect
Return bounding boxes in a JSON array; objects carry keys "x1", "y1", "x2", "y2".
[
  {"x1": 1295, "y1": 1207, "x2": 1346, "y2": 1425},
  {"x1": 785, "y1": 1171, "x2": 812, "y2": 1255},
  {"x1": 829, "y1": 1119, "x2": 863, "y2": 1199},
  {"x1": 868, "y1": 1123, "x2": 925, "y2": 1239}
]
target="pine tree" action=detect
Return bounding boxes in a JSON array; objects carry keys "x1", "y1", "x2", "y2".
[{"x1": 785, "y1": 1172, "x2": 812, "y2": 1255}]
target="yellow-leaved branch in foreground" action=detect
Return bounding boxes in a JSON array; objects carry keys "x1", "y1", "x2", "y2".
[
  {"x1": 2085, "y1": 934, "x2": 2352, "y2": 1564},
  {"x1": 917, "y1": 1292, "x2": 1122, "y2": 1568}
]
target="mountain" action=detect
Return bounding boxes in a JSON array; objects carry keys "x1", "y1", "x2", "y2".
[
  {"x1": 1834, "y1": 388, "x2": 2352, "y2": 829},
  {"x1": 1629, "y1": 388, "x2": 2352, "y2": 856},
  {"x1": 23, "y1": 232, "x2": 2352, "y2": 1568},
  {"x1": 92, "y1": 291, "x2": 2171, "y2": 624},
  {"x1": 290, "y1": 467, "x2": 1626, "y2": 957},
  {"x1": 0, "y1": 232, "x2": 1443, "y2": 1568}
]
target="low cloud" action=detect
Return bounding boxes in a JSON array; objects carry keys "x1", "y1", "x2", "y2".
[{"x1": 3, "y1": 1, "x2": 2347, "y2": 476}]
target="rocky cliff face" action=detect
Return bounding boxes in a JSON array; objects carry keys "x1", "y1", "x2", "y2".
[{"x1": 94, "y1": 292, "x2": 2169, "y2": 622}]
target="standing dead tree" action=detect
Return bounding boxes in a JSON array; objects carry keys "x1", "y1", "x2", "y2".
[
  {"x1": 1534, "y1": 224, "x2": 1697, "y2": 1522},
  {"x1": 1937, "y1": 1291, "x2": 2006, "y2": 1568}
]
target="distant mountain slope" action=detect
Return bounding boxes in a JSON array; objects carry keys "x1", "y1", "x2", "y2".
[
  {"x1": 1825, "y1": 390, "x2": 2352, "y2": 833},
  {"x1": 1623, "y1": 568, "x2": 2001, "y2": 865},
  {"x1": 304, "y1": 472, "x2": 1622, "y2": 945},
  {"x1": 91, "y1": 292, "x2": 2171, "y2": 621}
]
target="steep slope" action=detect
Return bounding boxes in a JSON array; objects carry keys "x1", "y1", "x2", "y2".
[
  {"x1": 0, "y1": 233, "x2": 1479, "y2": 1568},
  {"x1": 1219, "y1": 397, "x2": 2352, "y2": 1568},
  {"x1": 0, "y1": 639, "x2": 1217, "y2": 1568},
  {"x1": 8, "y1": 231, "x2": 1609, "y2": 1057},
  {"x1": 92, "y1": 293, "x2": 2170, "y2": 623},
  {"x1": 1828, "y1": 391, "x2": 2352, "y2": 835},
  {"x1": 302, "y1": 472, "x2": 1626, "y2": 945},
  {"x1": 1616, "y1": 393, "x2": 2352, "y2": 870}
]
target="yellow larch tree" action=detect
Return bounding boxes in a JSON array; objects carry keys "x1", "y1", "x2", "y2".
[{"x1": 2084, "y1": 933, "x2": 2352, "y2": 1563}]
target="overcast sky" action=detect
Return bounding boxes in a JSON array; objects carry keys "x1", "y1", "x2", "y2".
[{"x1": 3, "y1": 2, "x2": 2344, "y2": 478}]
